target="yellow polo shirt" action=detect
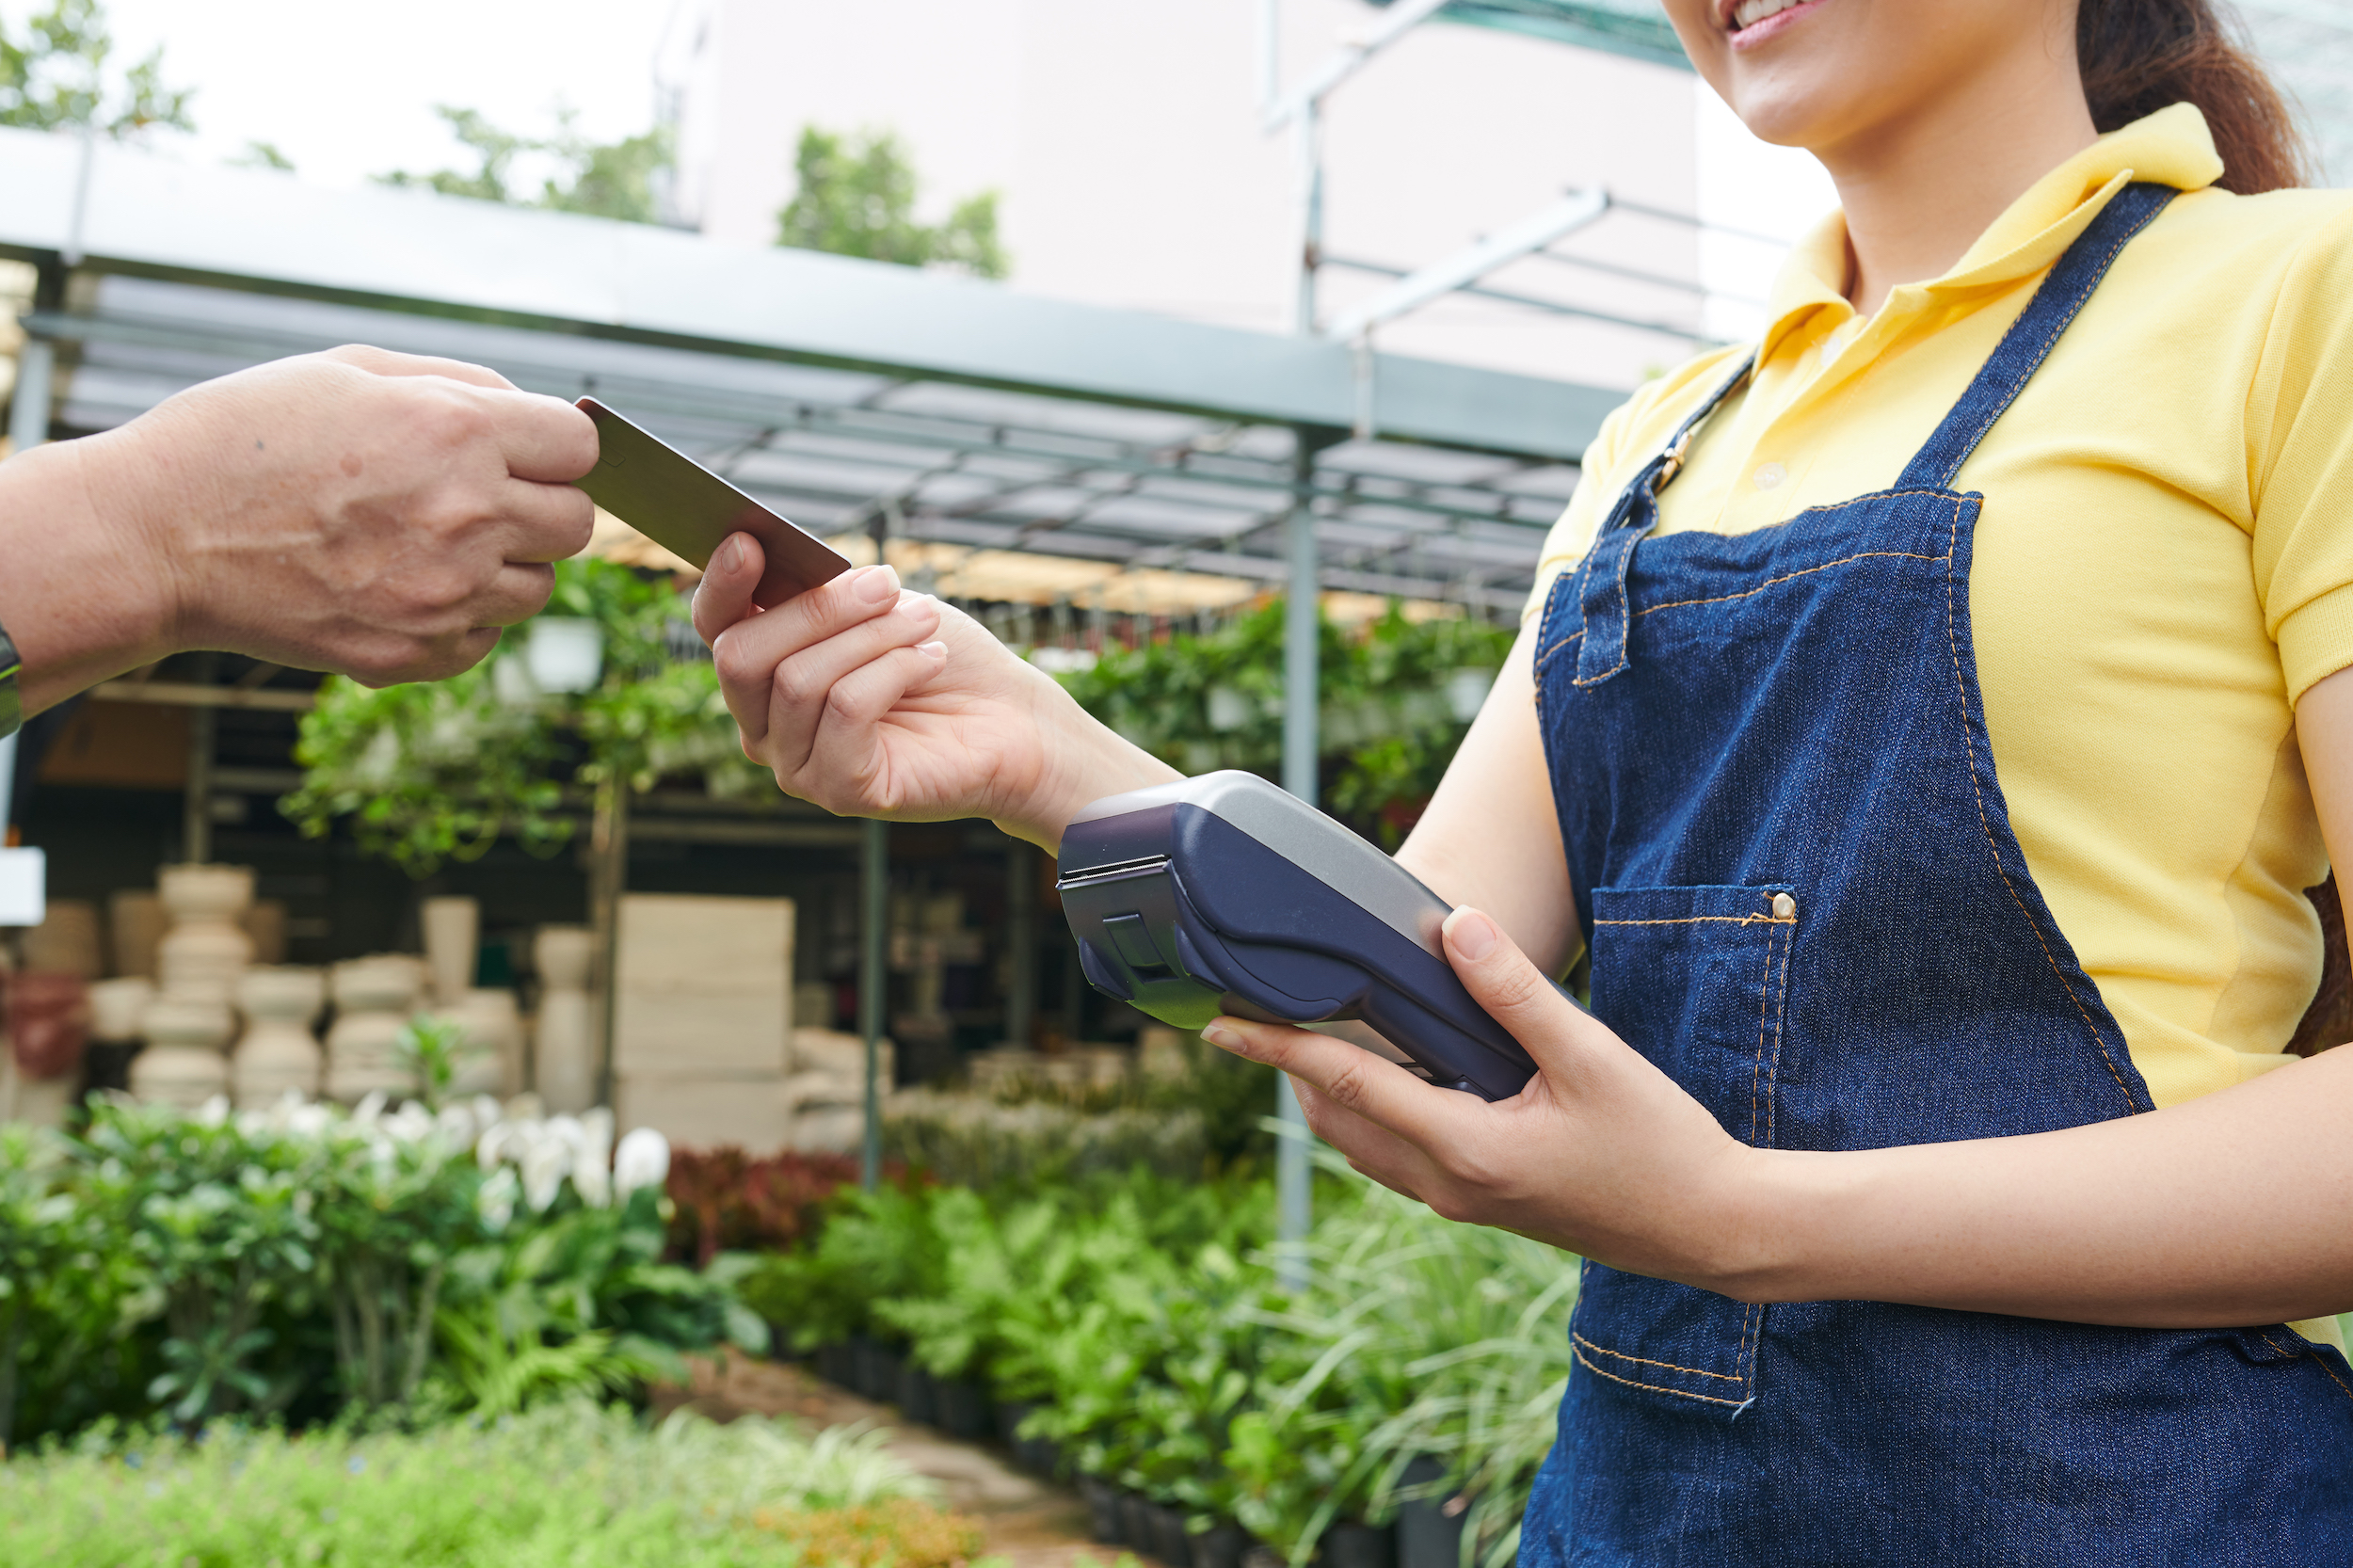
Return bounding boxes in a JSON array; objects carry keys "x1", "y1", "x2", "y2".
[{"x1": 1529, "y1": 104, "x2": 2353, "y2": 1125}]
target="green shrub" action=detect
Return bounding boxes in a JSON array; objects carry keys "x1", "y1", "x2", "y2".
[
  {"x1": 0, "y1": 1096, "x2": 757, "y2": 1447},
  {"x1": 745, "y1": 1152, "x2": 1577, "y2": 1566}
]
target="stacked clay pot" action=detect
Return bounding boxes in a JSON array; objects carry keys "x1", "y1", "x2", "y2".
[
  {"x1": 326, "y1": 956, "x2": 424, "y2": 1103},
  {"x1": 154, "y1": 865, "x2": 255, "y2": 1006},
  {"x1": 233, "y1": 966, "x2": 326, "y2": 1108},
  {"x1": 533, "y1": 926, "x2": 597, "y2": 1114},
  {"x1": 131, "y1": 865, "x2": 257, "y2": 1108},
  {"x1": 129, "y1": 994, "x2": 234, "y2": 1108}
]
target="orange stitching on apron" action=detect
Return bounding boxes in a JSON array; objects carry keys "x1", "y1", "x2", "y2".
[
  {"x1": 1571, "y1": 1342, "x2": 1751, "y2": 1407},
  {"x1": 1940, "y1": 492, "x2": 2139, "y2": 1112},
  {"x1": 2259, "y1": 1332, "x2": 2353, "y2": 1406},
  {"x1": 1766, "y1": 909, "x2": 1794, "y2": 1151},
  {"x1": 1749, "y1": 920, "x2": 1778, "y2": 1146},
  {"x1": 1634, "y1": 550, "x2": 1947, "y2": 617},
  {"x1": 1593, "y1": 914, "x2": 1795, "y2": 927},
  {"x1": 1572, "y1": 1331, "x2": 1748, "y2": 1384}
]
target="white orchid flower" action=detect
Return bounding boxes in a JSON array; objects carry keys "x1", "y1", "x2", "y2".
[
  {"x1": 520, "y1": 1134, "x2": 569, "y2": 1213},
  {"x1": 574, "y1": 1108, "x2": 616, "y2": 1208},
  {"x1": 573, "y1": 1152, "x2": 613, "y2": 1208},
  {"x1": 613, "y1": 1128, "x2": 670, "y2": 1200},
  {"x1": 544, "y1": 1114, "x2": 585, "y2": 1155},
  {"x1": 434, "y1": 1101, "x2": 478, "y2": 1152},
  {"x1": 476, "y1": 1165, "x2": 520, "y2": 1233},
  {"x1": 475, "y1": 1119, "x2": 517, "y2": 1171},
  {"x1": 384, "y1": 1101, "x2": 436, "y2": 1145}
]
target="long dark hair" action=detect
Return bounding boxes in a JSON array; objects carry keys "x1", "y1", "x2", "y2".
[{"x1": 2077, "y1": 0, "x2": 2309, "y2": 194}]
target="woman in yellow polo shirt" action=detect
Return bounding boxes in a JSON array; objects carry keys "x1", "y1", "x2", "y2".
[{"x1": 695, "y1": 0, "x2": 2353, "y2": 1556}]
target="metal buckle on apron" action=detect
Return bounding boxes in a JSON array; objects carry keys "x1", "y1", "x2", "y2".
[{"x1": 1574, "y1": 358, "x2": 1755, "y2": 688}]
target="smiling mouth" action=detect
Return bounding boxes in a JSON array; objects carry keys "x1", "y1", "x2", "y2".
[{"x1": 1725, "y1": 0, "x2": 1813, "y2": 34}]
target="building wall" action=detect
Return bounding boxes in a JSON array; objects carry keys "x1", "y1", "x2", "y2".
[{"x1": 659, "y1": 0, "x2": 1713, "y2": 391}]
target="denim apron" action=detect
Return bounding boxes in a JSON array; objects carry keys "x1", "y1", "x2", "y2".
[{"x1": 1521, "y1": 183, "x2": 2353, "y2": 1564}]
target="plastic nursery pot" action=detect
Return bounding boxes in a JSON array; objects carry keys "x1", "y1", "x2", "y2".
[
  {"x1": 854, "y1": 1337, "x2": 905, "y2": 1403},
  {"x1": 1190, "y1": 1522, "x2": 1253, "y2": 1568},
  {"x1": 897, "y1": 1362, "x2": 939, "y2": 1426},
  {"x1": 1320, "y1": 1522, "x2": 1398, "y2": 1568},
  {"x1": 1119, "y1": 1495, "x2": 1161, "y2": 1560},
  {"x1": 1395, "y1": 1456, "x2": 1466, "y2": 1568},
  {"x1": 995, "y1": 1397, "x2": 1040, "y2": 1448},
  {"x1": 814, "y1": 1340, "x2": 859, "y2": 1389},
  {"x1": 1150, "y1": 1502, "x2": 1194, "y2": 1568},
  {"x1": 1079, "y1": 1476, "x2": 1128, "y2": 1544},
  {"x1": 936, "y1": 1376, "x2": 994, "y2": 1440}
]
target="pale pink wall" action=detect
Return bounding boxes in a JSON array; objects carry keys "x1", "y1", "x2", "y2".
[{"x1": 665, "y1": 0, "x2": 1701, "y2": 390}]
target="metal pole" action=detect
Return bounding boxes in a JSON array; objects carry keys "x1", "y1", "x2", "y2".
[
  {"x1": 183, "y1": 705, "x2": 215, "y2": 864},
  {"x1": 1290, "y1": 103, "x2": 1323, "y2": 336},
  {"x1": 1003, "y1": 836, "x2": 1036, "y2": 1048},
  {"x1": 8, "y1": 340, "x2": 51, "y2": 456},
  {"x1": 589, "y1": 778, "x2": 630, "y2": 1108},
  {"x1": 859, "y1": 508, "x2": 891, "y2": 1192},
  {"x1": 1275, "y1": 435, "x2": 1322, "y2": 1289},
  {"x1": 859, "y1": 815, "x2": 888, "y2": 1192},
  {"x1": 1273, "y1": 73, "x2": 1329, "y2": 1289}
]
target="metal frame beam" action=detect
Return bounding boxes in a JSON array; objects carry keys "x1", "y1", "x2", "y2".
[{"x1": 0, "y1": 127, "x2": 1615, "y2": 465}]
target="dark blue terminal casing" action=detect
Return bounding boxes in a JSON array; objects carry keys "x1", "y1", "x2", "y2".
[{"x1": 1055, "y1": 771, "x2": 1546, "y2": 1101}]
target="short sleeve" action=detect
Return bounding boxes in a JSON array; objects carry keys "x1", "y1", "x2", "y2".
[
  {"x1": 2246, "y1": 208, "x2": 2353, "y2": 703},
  {"x1": 1521, "y1": 396, "x2": 1638, "y2": 627}
]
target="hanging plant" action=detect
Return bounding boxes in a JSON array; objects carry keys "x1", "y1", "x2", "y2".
[
  {"x1": 280, "y1": 558, "x2": 767, "y2": 876},
  {"x1": 1058, "y1": 600, "x2": 1512, "y2": 845}
]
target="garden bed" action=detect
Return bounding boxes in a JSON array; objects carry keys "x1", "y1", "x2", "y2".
[{"x1": 741, "y1": 1151, "x2": 1576, "y2": 1568}]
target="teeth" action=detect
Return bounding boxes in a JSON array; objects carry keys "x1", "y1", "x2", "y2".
[{"x1": 1732, "y1": 0, "x2": 1801, "y2": 28}]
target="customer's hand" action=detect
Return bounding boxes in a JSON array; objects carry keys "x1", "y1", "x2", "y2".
[
  {"x1": 1201, "y1": 907, "x2": 1768, "y2": 1293},
  {"x1": 692, "y1": 532, "x2": 1177, "y2": 848},
  {"x1": 114, "y1": 344, "x2": 598, "y2": 682},
  {"x1": 0, "y1": 344, "x2": 598, "y2": 712}
]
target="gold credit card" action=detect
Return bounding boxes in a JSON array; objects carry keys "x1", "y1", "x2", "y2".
[{"x1": 572, "y1": 397, "x2": 852, "y2": 606}]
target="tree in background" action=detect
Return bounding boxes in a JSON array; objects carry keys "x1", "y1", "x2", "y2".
[
  {"x1": 776, "y1": 126, "x2": 1007, "y2": 280},
  {"x1": 231, "y1": 139, "x2": 294, "y2": 172},
  {"x1": 378, "y1": 105, "x2": 673, "y2": 225},
  {"x1": 0, "y1": 0, "x2": 191, "y2": 141}
]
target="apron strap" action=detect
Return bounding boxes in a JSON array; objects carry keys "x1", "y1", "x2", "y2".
[
  {"x1": 1575, "y1": 355, "x2": 1754, "y2": 685},
  {"x1": 1895, "y1": 181, "x2": 2175, "y2": 492}
]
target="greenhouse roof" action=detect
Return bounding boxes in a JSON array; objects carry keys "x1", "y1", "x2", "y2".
[{"x1": 0, "y1": 128, "x2": 1610, "y2": 616}]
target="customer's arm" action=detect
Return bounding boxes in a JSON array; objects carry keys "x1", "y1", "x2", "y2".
[{"x1": 0, "y1": 344, "x2": 597, "y2": 714}]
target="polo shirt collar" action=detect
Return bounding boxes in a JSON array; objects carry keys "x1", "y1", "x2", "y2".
[{"x1": 1753, "y1": 103, "x2": 2226, "y2": 363}]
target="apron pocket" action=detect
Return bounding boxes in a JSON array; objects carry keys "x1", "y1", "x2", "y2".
[{"x1": 1570, "y1": 883, "x2": 1797, "y2": 1413}]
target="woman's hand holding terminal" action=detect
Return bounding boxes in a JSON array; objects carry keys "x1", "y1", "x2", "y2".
[
  {"x1": 1201, "y1": 907, "x2": 1769, "y2": 1293},
  {"x1": 693, "y1": 531, "x2": 1177, "y2": 848}
]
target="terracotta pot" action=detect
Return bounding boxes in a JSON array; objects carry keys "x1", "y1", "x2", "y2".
[
  {"x1": 239, "y1": 899, "x2": 288, "y2": 966},
  {"x1": 22, "y1": 901, "x2": 101, "y2": 980},
  {"x1": 422, "y1": 896, "x2": 479, "y2": 1009},
  {"x1": 8, "y1": 971, "x2": 88, "y2": 1079},
  {"x1": 107, "y1": 891, "x2": 168, "y2": 980}
]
